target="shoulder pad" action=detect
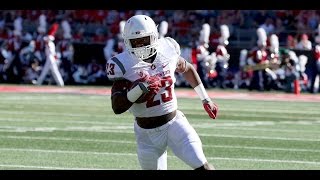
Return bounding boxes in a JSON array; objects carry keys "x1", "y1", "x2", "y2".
[
  {"x1": 106, "y1": 56, "x2": 126, "y2": 81},
  {"x1": 165, "y1": 37, "x2": 181, "y2": 56}
]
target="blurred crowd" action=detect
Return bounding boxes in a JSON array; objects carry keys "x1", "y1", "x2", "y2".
[
  {"x1": 1, "y1": 10, "x2": 320, "y2": 46},
  {"x1": 0, "y1": 10, "x2": 320, "y2": 93}
]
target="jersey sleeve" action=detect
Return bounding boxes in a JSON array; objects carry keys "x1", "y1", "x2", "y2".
[
  {"x1": 106, "y1": 57, "x2": 126, "y2": 81},
  {"x1": 165, "y1": 37, "x2": 181, "y2": 56}
]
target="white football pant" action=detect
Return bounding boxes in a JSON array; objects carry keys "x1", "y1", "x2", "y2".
[
  {"x1": 37, "y1": 54, "x2": 64, "y2": 86},
  {"x1": 134, "y1": 110, "x2": 207, "y2": 170}
]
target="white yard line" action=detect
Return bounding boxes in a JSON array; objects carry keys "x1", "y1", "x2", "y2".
[
  {"x1": 203, "y1": 144, "x2": 320, "y2": 153},
  {"x1": 0, "y1": 110, "x2": 108, "y2": 118},
  {"x1": 0, "y1": 164, "x2": 116, "y2": 170},
  {"x1": 199, "y1": 133, "x2": 320, "y2": 142},
  {"x1": 195, "y1": 126, "x2": 320, "y2": 134},
  {"x1": 1, "y1": 135, "x2": 320, "y2": 153},
  {"x1": 0, "y1": 117, "x2": 132, "y2": 125},
  {"x1": 208, "y1": 157, "x2": 320, "y2": 165},
  {"x1": 0, "y1": 147, "x2": 137, "y2": 156},
  {"x1": 1, "y1": 100, "x2": 316, "y2": 111},
  {"x1": 0, "y1": 95, "x2": 101, "y2": 101},
  {"x1": 0, "y1": 148, "x2": 319, "y2": 166},
  {"x1": 0, "y1": 126, "x2": 320, "y2": 141},
  {"x1": 0, "y1": 104, "x2": 320, "y2": 117},
  {"x1": 0, "y1": 135, "x2": 135, "y2": 144},
  {"x1": 0, "y1": 125, "x2": 133, "y2": 132},
  {"x1": 0, "y1": 102, "x2": 106, "y2": 107},
  {"x1": 1, "y1": 118, "x2": 320, "y2": 134}
]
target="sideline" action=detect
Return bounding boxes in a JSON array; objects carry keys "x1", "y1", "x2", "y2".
[{"x1": 1, "y1": 85, "x2": 320, "y2": 102}]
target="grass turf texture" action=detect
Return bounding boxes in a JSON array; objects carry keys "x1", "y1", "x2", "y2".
[{"x1": 0, "y1": 92, "x2": 319, "y2": 170}]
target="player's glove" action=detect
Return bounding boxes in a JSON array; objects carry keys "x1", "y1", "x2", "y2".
[
  {"x1": 145, "y1": 76, "x2": 162, "y2": 95},
  {"x1": 139, "y1": 75, "x2": 162, "y2": 103},
  {"x1": 202, "y1": 99, "x2": 218, "y2": 119},
  {"x1": 127, "y1": 75, "x2": 162, "y2": 103}
]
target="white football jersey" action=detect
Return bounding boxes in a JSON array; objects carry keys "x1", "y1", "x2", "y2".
[{"x1": 107, "y1": 37, "x2": 182, "y2": 117}]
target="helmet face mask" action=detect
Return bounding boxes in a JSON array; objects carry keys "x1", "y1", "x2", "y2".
[{"x1": 122, "y1": 15, "x2": 159, "y2": 61}]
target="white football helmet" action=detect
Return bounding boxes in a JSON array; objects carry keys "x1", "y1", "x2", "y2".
[{"x1": 122, "y1": 15, "x2": 159, "y2": 61}]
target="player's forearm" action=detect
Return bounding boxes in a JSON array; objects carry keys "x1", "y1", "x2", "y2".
[
  {"x1": 181, "y1": 61, "x2": 218, "y2": 119},
  {"x1": 182, "y1": 62, "x2": 202, "y2": 88},
  {"x1": 183, "y1": 62, "x2": 210, "y2": 101},
  {"x1": 111, "y1": 92, "x2": 133, "y2": 114}
]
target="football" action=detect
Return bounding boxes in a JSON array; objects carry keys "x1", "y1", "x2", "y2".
[
  {"x1": 129, "y1": 75, "x2": 162, "y2": 104},
  {"x1": 136, "y1": 92, "x2": 150, "y2": 103}
]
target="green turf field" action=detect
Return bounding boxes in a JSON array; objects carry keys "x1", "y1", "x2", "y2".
[{"x1": 0, "y1": 92, "x2": 319, "y2": 170}]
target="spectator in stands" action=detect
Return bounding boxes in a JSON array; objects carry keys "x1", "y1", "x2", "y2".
[
  {"x1": 72, "y1": 64, "x2": 88, "y2": 84},
  {"x1": 34, "y1": 14, "x2": 47, "y2": 64},
  {"x1": 87, "y1": 58, "x2": 105, "y2": 84},
  {"x1": 296, "y1": 33, "x2": 312, "y2": 50},
  {"x1": 274, "y1": 18, "x2": 286, "y2": 39},
  {"x1": 1, "y1": 18, "x2": 23, "y2": 83},
  {"x1": 280, "y1": 50, "x2": 300, "y2": 93},
  {"x1": 92, "y1": 28, "x2": 107, "y2": 44},
  {"x1": 73, "y1": 27, "x2": 86, "y2": 43},
  {"x1": 0, "y1": 25, "x2": 8, "y2": 42},
  {"x1": 56, "y1": 19, "x2": 75, "y2": 84},
  {"x1": 286, "y1": 35, "x2": 298, "y2": 49},
  {"x1": 311, "y1": 24, "x2": 320, "y2": 93},
  {"x1": 19, "y1": 40, "x2": 37, "y2": 79},
  {"x1": 1, "y1": 9, "x2": 320, "y2": 89},
  {"x1": 103, "y1": 20, "x2": 125, "y2": 62},
  {"x1": 260, "y1": 17, "x2": 275, "y2": 35}
]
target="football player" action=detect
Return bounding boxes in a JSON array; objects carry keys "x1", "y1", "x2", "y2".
[{"x1": 106, "y1": 15, "x2": 218, "y2": 170}]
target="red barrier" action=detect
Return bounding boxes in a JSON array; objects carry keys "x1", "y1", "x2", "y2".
[{"x1": 294, "y1": 79, "x2": 300, "y2": 95}]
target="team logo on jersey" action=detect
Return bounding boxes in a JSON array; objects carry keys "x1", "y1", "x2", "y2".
[
  {"x1": 138, "y1": 71, "x2": 145, "y2": 77},
  {"x1": 162, "y1": 63, "x2": 169, "y2": 68},
  {"x1": 137, "y1": 70, "x2": 151, "y2": 79},
  {"x1": 151, "y1": 64, "x2": 156, "y2": 70}
]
